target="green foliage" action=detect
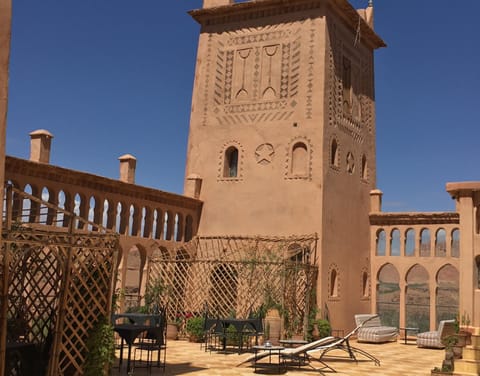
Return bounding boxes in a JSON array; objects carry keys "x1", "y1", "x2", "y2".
[
  {"x1": 461, "y1": 311, "x2": 471, "y2": 327},
  {"x1": 315, "y1": 319, "x2": 331, "y2": 338},
  {"x1": 185, "y1": 316, "x2": 205, "y2": 341},
  {"x1": 143, "y1": 278, "x2": 167, "y2": 313},
  {"x1": 83, "y1": 317, "x2": 115, "y2": 376}
]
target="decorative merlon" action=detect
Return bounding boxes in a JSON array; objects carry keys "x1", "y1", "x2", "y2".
[
  {"x1": 29, "y1": 129, "x2": 54, "y2": 164},
  {"x1": 118, "y1": 154, "x2": 136, "y2": 184}
]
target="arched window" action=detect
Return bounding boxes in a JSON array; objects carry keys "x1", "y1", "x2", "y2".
[
  {"x1": 405, "y1": 229, "x2": 415, "y2": 256},
  {"x1": 376, "y1": 229, "x2": 386, "y2": 256},
  {"x1": 390, "y1": 229, "x2": 400, "y2": 256},
  {"x1": 437, "y1": 264, "x2": 459, "y2": 322},
  {"x1": 435, "y1": 228, "x2": 447, "y2": 257},
  {"x1": 451, "y1": 229, "x2": 460, "y2": 257},
  {"x1": 291, "y1": 142, "x2": 308, "y2": 176},
  {"x1": 406, "y1": 264, "x2": 429, "y2": 331},
  {"x1": 420, "y1": 228, "x2": 431, "y2": 257},
  {"x1": 224, "y1": 146, "x2": 239, "y2": 178},
  {"x1": 377, "y1": 263, "x2": 400, "y2": 327}
]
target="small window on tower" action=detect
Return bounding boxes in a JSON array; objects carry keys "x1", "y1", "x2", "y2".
[{"x1": 224, "y1": 146, "x2": 239, "y2": 178}]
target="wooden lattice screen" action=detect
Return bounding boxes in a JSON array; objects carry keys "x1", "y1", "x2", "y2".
[
  {"x1": 146, "y1": 235, "x2": 318, "y2": 337},
  {"x1": 0, "y1": 186, "x2": 119, "y2": 376}
]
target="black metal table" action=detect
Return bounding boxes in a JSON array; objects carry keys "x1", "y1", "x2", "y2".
[
  {"x1": 252, "y1": 345, "x2": 285, "y2": 374},
  {"x1": 216, "y1": 318, "x2": 262, "y2": 352},
  {"x1": 114, "y1": 324, "x2": 151, "y2": 373},
  {"x1": 400, "y1": 327, "x2": 419, "y2": 344}
]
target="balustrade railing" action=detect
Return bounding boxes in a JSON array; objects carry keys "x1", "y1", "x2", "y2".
[{"x1": 4, "y1": 156, "x2": 203, "y2": 242}]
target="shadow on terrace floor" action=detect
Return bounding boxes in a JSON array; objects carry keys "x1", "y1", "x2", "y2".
[{"x1": 111, "y1": 338, "x2": 444, "y2": 376}]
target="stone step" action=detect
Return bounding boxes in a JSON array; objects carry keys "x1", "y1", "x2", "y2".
[
  {"x1": 455, "y1": 358, "x2": 480, "y2": 374},
  {"x1": 470, "y1": 335, "x2": 480, "y2": 348},
  {"x1": 463, "y1": 346, "x2": 480, "y2": 361}
]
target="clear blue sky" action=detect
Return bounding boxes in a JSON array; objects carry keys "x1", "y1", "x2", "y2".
[{"x1": 6, "y1": 1, "x2": 480, "y2": 212}]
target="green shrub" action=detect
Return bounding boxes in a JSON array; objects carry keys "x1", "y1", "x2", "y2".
[
  {"x1": 315, "y1": 319, "x2": 331, "y2": 338},
  {"x1": 83, "y1": 317, "x2": 115, "y2": 376},
  {"x1": 185, "y1": 316, "x2": 205, "y2": 342}
]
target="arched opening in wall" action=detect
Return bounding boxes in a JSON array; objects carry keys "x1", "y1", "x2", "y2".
[
  {"x1": 390, "y1": 229, "x2": 400, "y2": 256},
  {"x1": 330, "y1": 139, "x2": 339, "y2": 168},
  {"x1": 291, "y1": 142, "x2": 308, "y2": 176},
  {"x1": 420, "y1": 228, "x2": 431, "y2": 257},
  {"x1": 124, "y1": 246, "x2": 144, "y2": 310},
  {"x1": 57, "y1": 190, "x2": 66, "y2": 227},
  {"x1": 164, "y1": 211, "x2": 174, "y2": 241},
  {"x1": 361, "y1": 154, "x2": 368, "y2": 180},
  {"x1": 163, "y1": 212, "x2": 169, "y2": 240},
  {"x1": 435, "y1": 228, "x2": 447, "y2": 257},
  {"x1": 102, "y1": 199, "x2": 109, "y2": 228},
  {"x1": 152, "y1": 210, "x2": 158, "y2": 239},
  {"x1": 376, "y1": 229, "x2": 386, "y2": 256},
  {"x1": 175, "y1": 213, "x2": 184, "y2": 242},
  {"x1": 376, "y1": 263, "x2": 400, "y2": 327},
  {"x1": 140, "y1": 207, "x2": 146, "y2": 237},
  {"x1": 128, "y1": 205, "x2": 135, "y2": 236},
  {"x1": 116, "y1": 202, "x2": 122, "y2": 233},
  {"x1": 87, "y1": 196, "x2": 95, "y2": 231},
  {"x1": 73, "y1": 193, "x2": 82, "y2": 229},
  {"x1": 39, "y1": 187, "x2": 49, "y2": 224},
  {"x1": 436, "y1": 264, "x2": 459, "y2": 325},
  {"x1": 405, "y1": 229, "x2": 415, "y2": 256},
  {"x1": 209, "y1": 264, "x2": 238, "y2": 316},
  {"x1": 406, "y1": 264, "x2": 430, "y2": 332},
  {"x1": 224, "y1": 146, "x2": 239, "y2": 178},
  {"x1": 22, "y1": 184, "x2": 33, "y2": 222},
  {"x1": 362, "y1": 270, "x2": 369, "y2": 298},
  {"x1": 184, "y1": 215, "x2": 193, "y2": 242},
  {"x1": 451, "y1": 229, "x2": 460, "y2": 258}
]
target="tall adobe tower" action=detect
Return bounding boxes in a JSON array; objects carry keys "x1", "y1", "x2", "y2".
[{"x1": 185, "y1": 0, "x2": 385, "y2": 331}]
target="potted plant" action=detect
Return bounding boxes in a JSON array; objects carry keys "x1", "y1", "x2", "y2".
[
  {"x1": 314, "y1": 319, "x2": 332, "y2": 339},
  {"x1": 185, "y1": 316, "x2": 205, "y2": 343}
]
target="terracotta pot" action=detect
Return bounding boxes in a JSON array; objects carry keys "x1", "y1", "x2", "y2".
[
  {"x1": 166, "y1": 323, "x2": 178, "y2": 340},
  {"x1": 265, "y1": 309, "x2": 281, "y2": 345}
]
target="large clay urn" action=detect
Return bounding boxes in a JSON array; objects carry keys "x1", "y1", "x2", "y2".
[{"x1": 265, "y1": 308, "x2": 281, "y2": 345}]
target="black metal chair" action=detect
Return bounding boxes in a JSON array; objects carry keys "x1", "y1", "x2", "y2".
[{"x1": 133, "y1": 312, "x2": 167, "y2": 373}]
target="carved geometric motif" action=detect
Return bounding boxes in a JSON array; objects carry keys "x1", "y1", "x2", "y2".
[
  {"x1": 306, "y1": 20, "x2": 315, "y2": 119},
  {"x1": 327, "y1": 21, "x2": 372, "y2": 145},
  {"x1": 213, "y1": 25, "x2": 302, "y2": 125},
  {"x1": 255, "y1": 143, "x2": 275, "y2": 165}
]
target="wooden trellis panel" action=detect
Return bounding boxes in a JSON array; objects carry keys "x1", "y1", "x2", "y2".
[
  {"x1": 0, "y1": 186, "x2": 119, "y2": 376},
  {"x1": 147, "y1": 235, "x2": 318, "y2": 336}
]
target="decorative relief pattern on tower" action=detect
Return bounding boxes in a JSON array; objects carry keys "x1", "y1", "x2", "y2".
[
  {"x1": 202, "y1": 34, "x2": 214, "y2": 127},
  {"x1": 305, "y1": 20, "x2": 315, "y2": 119},
  {"x1": 211, "y1": 25, "x2": 302, "y2": 126},
  {"x1": 327, "y1": 22, "x2": 374, "y2": 145}
]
